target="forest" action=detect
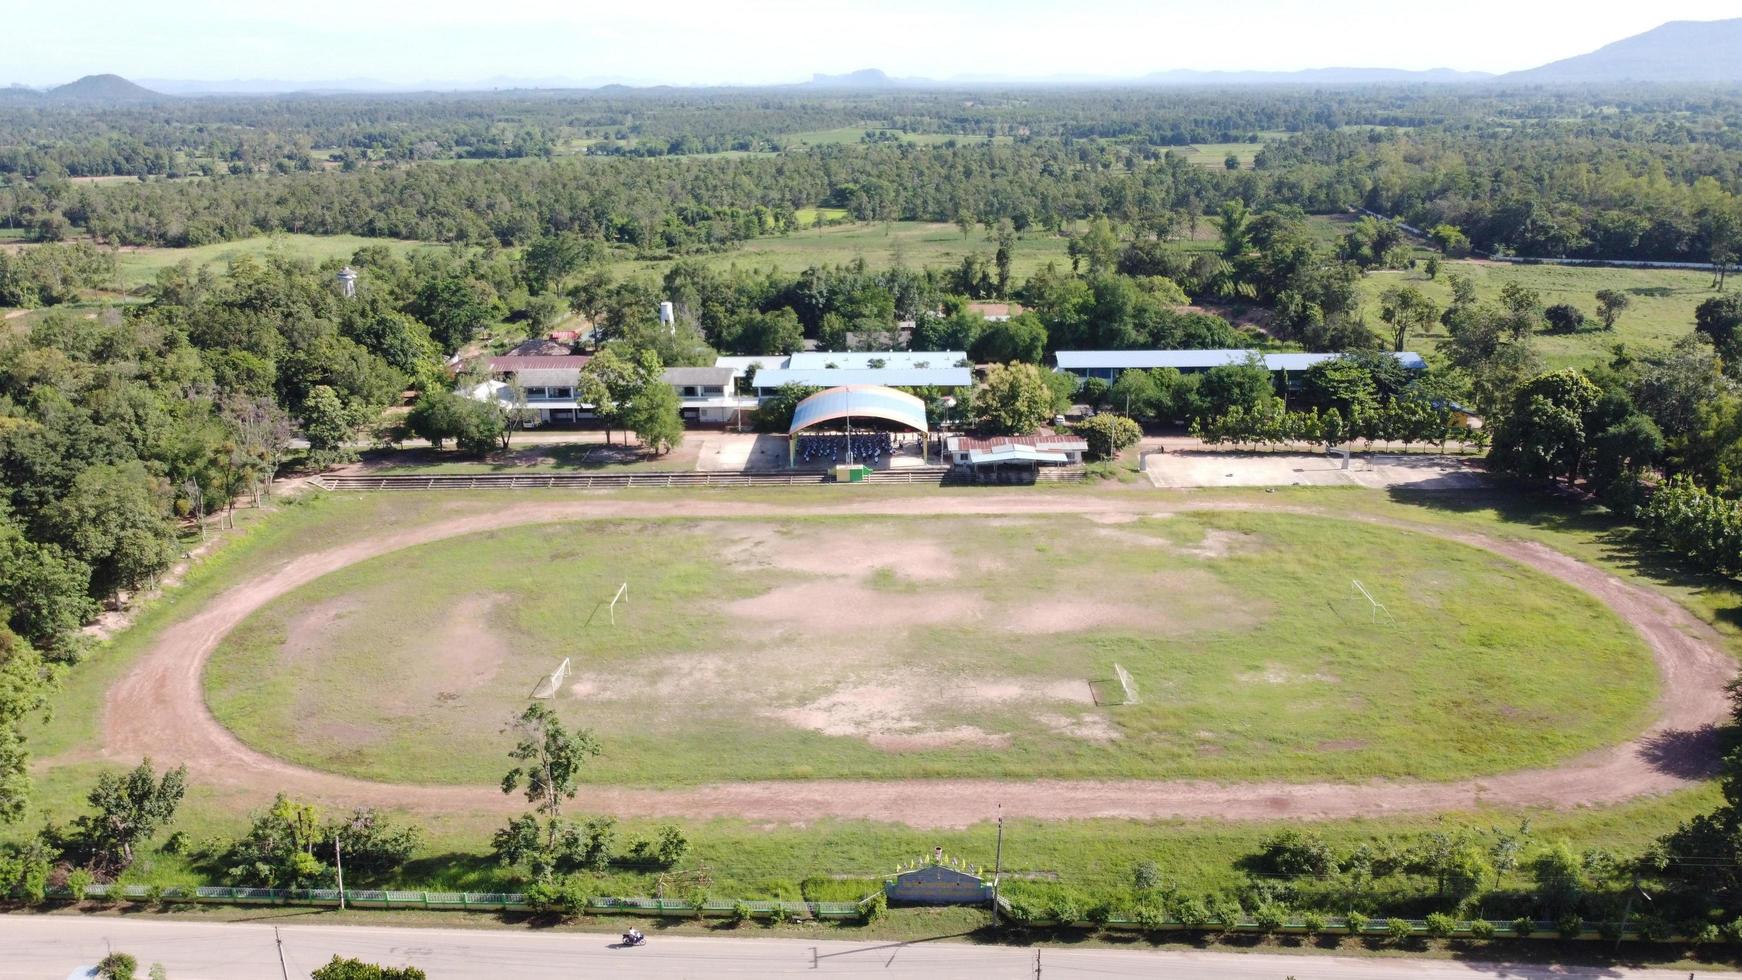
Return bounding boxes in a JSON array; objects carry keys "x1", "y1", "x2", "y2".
[{"x1": 1, "y1": 85, "x2": 1740, "y2": 264}]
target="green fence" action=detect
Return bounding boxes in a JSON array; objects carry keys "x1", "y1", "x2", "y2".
[
  {"x1": 38, "y1": 883, "x2": 868, "y2": 921},
  {"x1": 993, "y1": 898, "x2": 1671, "y2": 942}
]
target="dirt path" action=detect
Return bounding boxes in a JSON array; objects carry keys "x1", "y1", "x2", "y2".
[{"x1": 95, "y1": 493, "x2": 1735, "y2": 829}]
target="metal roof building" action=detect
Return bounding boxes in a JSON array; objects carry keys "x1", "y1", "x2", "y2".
[
  {"x1": 787, "y1": 351, "x2": 968, "y2": 371},
  {"x1": 788, "y1": 385, "x2": 930, "y2": 435},
  {"x1": 755, "y1": 367, "x2": 973, "y2": 391},
  {"x1": 1055, "y1": 350, "x2": 1427, "y2": 380}
]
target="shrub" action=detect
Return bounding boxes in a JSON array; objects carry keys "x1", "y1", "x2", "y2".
[
  {"x1": 1086, "y1": 902, "x2": 1115, "y2": 927},
  {"x1": 1634, "y1": 915, "x2": 1672, "y2": 943},
  {"x1": 1468, "y1": 919, "x2": 1497, "y2": 939},
  {"x1": 160, "y1": 831, "x2": 189, "y2": 855},
  {"x1": 1210, "y1": 897, "x2": 1244, "y2": 933},
  {"x1": 860, "y1": 891, "x2": 887, "y2": 924},
  {"x1": 1424, "y1": 912, "x2": 1457, "y2": 938},
  {"x1": 142, "y1": 883, "x2": 166, "y2": 907},
  {"x1": 1511, "y1": 917, "x2": 1535, "y2": 938},
  {"x1": 1557, "y1": 913, "x2": 1584, "y2": 939},
  {"x1": 1173, "y1": 896, "x2": 1211, "y2": 929},
  {"x1": 523, "y1": 876, "x2": 586, "y2": 918},
  {"x1": 729, "y1": 900, "x2": 754, "y2": 926},
  {"x1": 1074, "y1": 414, "x2": 1142, "y2": 460},
  {"x1": 1385, "y1": 918, "x2": 1415, "y2": 942},
  {"x1": 1046, "y1": 897, "x2": 1083, "y2": 925},
  {"x1": 1252, "y1": 903, "x2": 1288, "y2": 933},
  {"x1": 1133, "y1": 860, "x2": 1162, "y2": 892},
  {"x1": 1300, "y1": 911, "x2": 1327, "y2": 936},
  {"x1": 1345, "y1": 911, "x2": 1369, "y2": 935},
  {"x1": 1256, "y1": 830, "x2": 1339, "y2": 878},
  {"x1": 1133, "y1": 903, "x2": 1167, "y2": 930},
  {"x1": 97, "y1": 953, "x2": 137, "y2": 980},
  {"x1": 66, "y1": 868, "x2": 94, "y2": 901},
  {"x1": 310, "y1": 956, "x2": 428, "y2": 980}
]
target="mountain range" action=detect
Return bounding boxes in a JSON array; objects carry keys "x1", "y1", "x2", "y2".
[{"x1": 7, "y1": 18, "x2": 1740, "y2": 99}]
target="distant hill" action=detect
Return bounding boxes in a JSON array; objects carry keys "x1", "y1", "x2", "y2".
[
  {"x1": 1140, "y1": 67, "x2": 1490, "y2": 86},
  {"x1": 1503, "y1": 19, "x2": 1742, "y2": 84},
  {"x1": 802, "y1": 69, "x2": 900, "y2": 89},
  {"x1": 46, "y1": 74, "x2": 162, "y2": 103}
]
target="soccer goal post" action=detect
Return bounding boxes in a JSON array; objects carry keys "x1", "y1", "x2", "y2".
[
  {"x1": 1351, "y1": 579, "x2": 1398, "y2": 626},
  {"x1": 530, "y1": 657, "x2": 571, "y2": 700},
  {"x1": 1113, "y1": 663, "x2": 1139, "y2": 706},
  {"x1": 608, "y1": 581, "x2": 628, "y2": 626}
]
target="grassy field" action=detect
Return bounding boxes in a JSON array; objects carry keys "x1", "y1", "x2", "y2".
[
  {"x1": 605, "y1": 220, "x2": 1076, "y2": 282},
  {"x1": 1179, "y1": 142, "x2": 1265, "y2": 170},
  {"x1": 11, "y1": 483, "x2": 1739, "y2": 906},
  {"x1": 782, "y1": 127, "x2": 999, "y2": 148},
  {"x1": 111, "y1": 233, "x2": 435, "y2": 291},
  {"x1": 201, "y1": 509, "x2": 1653, "y2": 786},
  {"x1": 1358, "y1": 259, "x2": 1719, "y2": 370}
]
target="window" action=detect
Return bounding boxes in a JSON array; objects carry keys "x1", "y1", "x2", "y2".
[
  {"x1": 551, "y1": 386, "x2": 573, "y2": 399},
  {"x1": 523, "y1": 386, "x2": 548, "y2": 399}
]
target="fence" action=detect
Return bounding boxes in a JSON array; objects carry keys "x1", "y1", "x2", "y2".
[
  {"x1": 14, "y1": 884, "x2": 1690, "y2": 942},
  {"x1": 30, "y1": 883, "x2": 868, "y2": 921},
  {"x1": 311, "y1": 466, "x2": 955, "y2": 492},
  {"x1": 993, "y1": 897, "x2": 1672, "y2": 942}
]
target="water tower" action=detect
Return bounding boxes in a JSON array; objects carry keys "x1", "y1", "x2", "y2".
[
  {"x1": 658, "y1": 301, "x2": 675, "y2": 325},
  {"x1": 336, "y1": 266, "x2": 358, "y2": 299}
]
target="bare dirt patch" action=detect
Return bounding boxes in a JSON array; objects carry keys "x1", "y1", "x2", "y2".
[
  {"x1": 1182, "y1": 528, "x2": 1258, "y2": 559},
  {"x1": 1038, "y1": 713, "x2": 1121, "y2": 743},
  {"x1": 731, "y1": 525, "x2": 960, "y2": 582},
  {"x1": 1237, "y1": 664, "x2": 1342, "y2": 686},
  {"x1": 770, "y1": 684, "x2": 1009, "y2": 751},
  {"x1": 963, "y1": 679, "x2": 1095, "y2": 705},
  {"x1": 427, "y1": 594, "x2": 509, "y2": 695},
  {"x1": 1317, "y1": 739, "x2": 1369, "y2": 752},
  {"x1": 278, "y1": 597, "x2": 361, "y2": 665},
  {"x1": 727, "y1": 580, "x2": 981, "y2": 630}
]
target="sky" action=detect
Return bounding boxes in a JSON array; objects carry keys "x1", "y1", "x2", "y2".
[{"x1": 4, "y1": 0, "x2": 1740, "y2": 88}]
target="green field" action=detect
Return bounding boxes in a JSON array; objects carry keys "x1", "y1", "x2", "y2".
[
  {"x1": 1358, "y1": 259, "x2": 1718, "y2": 369},
  {"x1": 202, "y1": 510, "x2": 1653, "y2": 787},
  {"x1": 110, "y1": 233, "x2": 436, "y2": 291},
  {"x1": 1179, "y1": 142, "x2": 1265, "y2": 169},
  {"x1": 782, "y1": 127, "x2": 998, "y2": 148},
  {"x1": 12, "y1": 484, "x2": 1737, "y2": 907},
  {"x1": 606, "y1": 220, "x2": 1076, "y2": 281}
]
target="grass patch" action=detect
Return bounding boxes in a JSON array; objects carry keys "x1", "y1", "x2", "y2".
[
  {"x1": 110, "y1": 233, "x2": 437, "y2": 290},
  {"x1": 202, "y1": 509, "x2": 1654, "y2": 786},
  {"x1": 1357, "y1": 258, "x2": 1719, "y2": 370}
]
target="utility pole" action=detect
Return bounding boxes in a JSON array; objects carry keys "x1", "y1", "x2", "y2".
[
  {"x1": 274, "y1": 926, "x2": 290, "y2": 980},
  {"x1": 1033, "y1": 948, "x2": 1041, "y2": 979},
  {"x1": 1615, "y1": 876, "x2": 1649, "y2": 952},
  {"x1": 990, "y1": 805, "x2": 1005, "y2": 928},
  {"x1": 335, "y1": 834, "x2": 346, "y2": 911}
]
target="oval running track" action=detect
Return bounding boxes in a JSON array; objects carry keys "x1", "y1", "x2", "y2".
[{"x1": 94, "y1": 494, "x2": 1736, "y2": 829}]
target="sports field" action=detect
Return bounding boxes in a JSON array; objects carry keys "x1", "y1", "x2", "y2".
[
  {"x1": 13, "y1": 484, "x2": 1736, "y2": 905},
  {"x1": 203, "y1": 510, "x2": 1654, "y2": 787}
]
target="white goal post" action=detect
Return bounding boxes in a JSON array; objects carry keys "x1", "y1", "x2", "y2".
[
  {"x1": 608, "y1": 581, "x2": 629, "y2": 625},
  {"x1": 1351, "y1": 579, "x2": 1398, "y2": 626},
  {"x1": 531, "y1": 657, "x2": 571, "y2": 700},
  {"x1": 1113, "y1": 663, "x2": 1140, "y2": 706}
]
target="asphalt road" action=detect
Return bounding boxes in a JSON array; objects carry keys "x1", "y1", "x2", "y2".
[{"x1": 2, "y1": 916, "x2": 1737, "y2": 980}]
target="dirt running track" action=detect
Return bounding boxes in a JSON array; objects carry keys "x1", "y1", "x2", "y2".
[{"x1": 98, "y1": 494, "x2": 1736, "y2": 829}]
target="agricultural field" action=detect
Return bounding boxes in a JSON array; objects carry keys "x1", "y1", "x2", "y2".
[
  {"x1": 604, "y1": 220, "x2": 1077, "y2": 281},
  {"x1": 110, "y1": 233, "x2": 435, "y2": 291},
  {"x1": 1178, "y1": 141, "x2": 1265, "y2": 169},
  {"x1": 1357, "y1": 259, "x2": 1719, "y2": 370}
]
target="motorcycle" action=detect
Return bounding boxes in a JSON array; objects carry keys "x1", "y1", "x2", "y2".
[{"x1": 620, "y1": 930, "x2": 646, "y2": 948}]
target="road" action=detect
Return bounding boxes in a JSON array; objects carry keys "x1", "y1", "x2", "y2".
[{"x1": 2, "y1": 916, "x2": 1735, "y2": 980}]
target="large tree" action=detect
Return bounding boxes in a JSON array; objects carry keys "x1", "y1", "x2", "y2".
[
  {"x1": 500, "y1": 703, "x2": 601, "y2": 852},
  {"x1": 975, "y1": 363, "x2": 1055, "y2": 435}
]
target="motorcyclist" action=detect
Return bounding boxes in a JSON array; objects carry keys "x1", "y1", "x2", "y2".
[{"x1": 621, "y1": 927, "x2": 644, "y2": 946}]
